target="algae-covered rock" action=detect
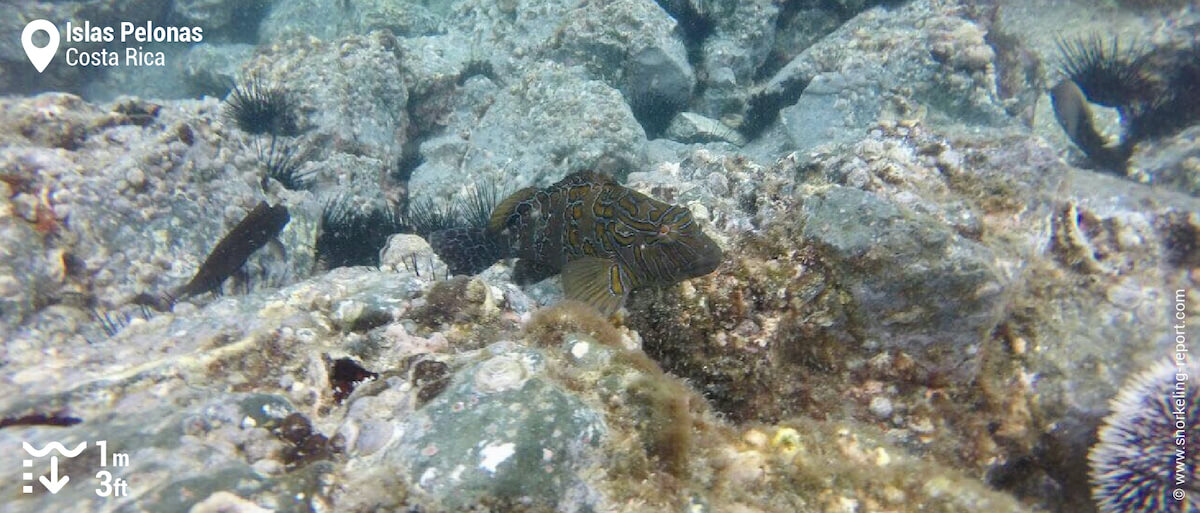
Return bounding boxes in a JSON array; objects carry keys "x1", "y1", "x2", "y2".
[
  {"x1": 3, "y1": 1, "x2": 1196, "y2": 513},
  {"x1": 0, "y1": 93, "x2": 314, "y2": 346},
  {"x1": 0, "y1": 393, "x2": 326, "y2": 513},
  {"x1": 387, "y1": 346, "x2": 607, "y2": 511},
  {"x1": 799, "y1": 185, "x2": 1007, "y2": 383}
]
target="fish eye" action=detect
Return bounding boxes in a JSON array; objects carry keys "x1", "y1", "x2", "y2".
[{"x1": 657, "y1": 224, "x2": 671, "y2": 236}]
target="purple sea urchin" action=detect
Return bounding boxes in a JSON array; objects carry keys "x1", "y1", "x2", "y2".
[{"x1": 1089, "y1": 359, "x2": 1200, "y2": 513}]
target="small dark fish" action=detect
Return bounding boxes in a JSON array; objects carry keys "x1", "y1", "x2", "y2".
[
  {"x1": 1052, "y1": 37, "x2": 1200, "y2": 173},
  {"x1": 178, "y1": 202, "x2": 290, "y2": 298},
  {"x1": 0, "y1": 412, "x2": 83, "y2": 429},
  {"x1": 1050, "y1": 80, "x2": 1131, "y2": 172},
  {"x1": 434, "y1": 171, "x2": 722, "y2": 313},
  {"x1": 135, "y1": 202, "x2": 289, "y2": 311}
]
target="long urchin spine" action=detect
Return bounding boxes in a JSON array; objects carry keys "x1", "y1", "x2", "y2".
[
  {"x1": 315, "y1": 194, "x2": 404, "y2": 269},
  {"x1": 1056, "y1": 35, "x2": 1150, "y2": 110}
]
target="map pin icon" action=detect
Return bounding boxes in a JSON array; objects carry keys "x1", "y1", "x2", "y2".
[{"x1": 22, "y1": 20, "x2": 59, "y2": 73}]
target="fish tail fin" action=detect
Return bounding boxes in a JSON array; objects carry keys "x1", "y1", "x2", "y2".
[
  {"x1": 429, "y1": 227, "x2": 509, "y2": 276},
  {"x1": 488, "y1": 186, "x2": 538, "y2": 233}
]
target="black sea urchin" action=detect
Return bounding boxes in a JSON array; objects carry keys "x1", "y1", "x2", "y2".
[
  {"x1": 225, "y1": 79, "x2": 300, "y2": 137},
  {"x1": 460, "y1": 180, "x2": 504, "y2": 231},
  {"x1": 653, "y1": 0, "x2": 714, "y2": 65},
  {"x1": 456, "y1": 59, "x2": 500, "y2": 86},
  {"x1": 315, "y1": 194, "x2": 404, "y2": 269},
  {"x1": 739, "y1": 74, "x2": 808, "y2": 140},
  {"x1": 1089, "y1": 359, "x2": 1200, "y2": 513},
  {"x1": 1125, "y1": 44, "x2": 1200, "y2": 144},
  {"x1": 403, "y1": 197, "x2": 459, "y2": 239},
  {"x1": 411, "y1": 181, "x2": 510, "y2": 276},
  {"x1": 1057, "y1": 35, "x2": 1150, "y2": 109},
  {"x1": 628, "y1": 89, "x2": 687, "y2": 140},
  {"x1": 258, "y1": 137, "x2": 311, "y2": 191}
]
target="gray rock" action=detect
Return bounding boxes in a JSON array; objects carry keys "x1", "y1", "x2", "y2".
[
  {"x1": 1026, "y1": 170, "x2": 1200, "y2": 391},
  {"x1": 623, "y1": 45, "x2": 695, "y2": 136},
  {"x1": 770, "y1": 7, "x2": 842, "y2": 63},
  {"x1": 81, "y1": 43, "x2": 196, "y2": 102},
  {"x1": 181, "y1": 43, "x2": 256, "y2": 98},
  {"x1": 346, "y1": 0, "x2": 444, "y2": 38},
  {"x1": 752, "y1": 0, "x2": 1010, "y2": 155},
  {"x1": 396, "y1": 33, "x2": 481, "y2": 97},
  {"x1": 994, "y1": 163, "x2": 1199, "y2": 509},
  {"x1": 1129, "y1": 124, "x2": 1200, "y2": 197},
  {"x1": 684, "y1": 0, "x2": 777, "y2": 117},
  {"x1": 387, "y1": 346, "x2": 606, "y2": 511},
  {"x1": 781, "y1": 71, "x2": 882, "y2": 156},
  {"x1": 450, "y1": 0, "x2": 693, "y2": 110},
  {"x1": 560, "y1": 0, "x2": 693, "y2": 102},
  {"x1": 396, "y1": 34, "x2": 502, "y2": 162},
  {"x1": 0, "y1": 210, "x2": 60, "y2": 334},
  {"x1": 447, "y1": 0, "x2": 575, "y2": 61},
  {"x1": 380, "y1": 234, "x2": 448, "y2": 279},
  {"x1": 260, "y1": 0, "x2": 343, "y2": 41},
  {"x1": 0, "y1": 93, "x2": 319, "y2": 345},
  {"x1": 168, "y1": 0, "x2": 247, "y2": 39},
  {"x1": 262, "y1": 0, "x2": 443, "y2": 42},
  {"x1": 631, "y1": 140, "x2": 797, "y2": 235},
  {"x1": 410, "y1": 62, "x2": 645, "y2": 200},
  {"x1": 702, "y1": 0, "x2": 779, "y2": 85},
  {"x1": 800, "y1": 185, "x2": 1007, "y2": 383},
  {"x1": 241, "y1": 32, "x2": 409, "y2": 165},
  {"x1": 869, "y1": 396, "x2": 894, "y2": 419}
]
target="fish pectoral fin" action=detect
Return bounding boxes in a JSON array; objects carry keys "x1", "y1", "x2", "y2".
[
  {"x1": 513, "y1": 259, "x2": 558, "y2": 285},
  {"x1": 561, "y1": 257, "x2": 628, "y2": 315}
]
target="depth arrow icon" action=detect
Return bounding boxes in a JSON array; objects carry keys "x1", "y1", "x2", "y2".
[{"x1": 39, "y1": 456, "x2": 69, "y2": 493}]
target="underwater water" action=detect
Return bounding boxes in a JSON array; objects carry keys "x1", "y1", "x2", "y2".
[{"x1": 1, "y1": 0, "x2": 1199, "y2": 512}]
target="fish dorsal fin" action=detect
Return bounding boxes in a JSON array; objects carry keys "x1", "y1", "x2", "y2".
[
  {"x1": 557, "y1": 170, "x2": 615, "y2": 187},
  {"x1": 488, "y1": 186, "x2": 538, "y2": 233},
  {"x1": 561, "y1": 256, "x2": 628, "y2": 315}
]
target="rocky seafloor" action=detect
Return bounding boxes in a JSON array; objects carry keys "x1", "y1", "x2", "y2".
[{"x1": 2, "y1": 0, "x2": 1199, "y2": 512}]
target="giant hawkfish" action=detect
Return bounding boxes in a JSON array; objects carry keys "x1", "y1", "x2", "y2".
[{"x1": 429, "y1": 170, "x2": 723, "y2": 313}]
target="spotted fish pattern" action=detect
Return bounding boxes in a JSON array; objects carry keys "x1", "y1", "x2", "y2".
[{"x1": 434, "y1": 170, "x2": 722, "y2": 313}]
